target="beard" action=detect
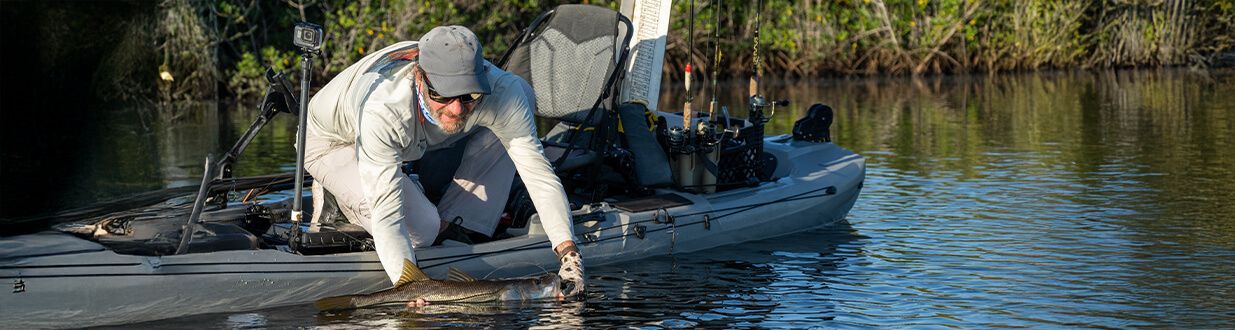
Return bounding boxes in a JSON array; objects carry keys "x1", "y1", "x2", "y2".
[{"x1": 431, "y1": 105, "x2": 468, "y2": 134}]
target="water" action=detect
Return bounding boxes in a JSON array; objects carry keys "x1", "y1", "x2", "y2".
[{"x1": 90, "y1": 69, "x2": 1235, "y2": 328}]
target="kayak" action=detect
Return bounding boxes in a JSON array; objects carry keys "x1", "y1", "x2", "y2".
[{"x1": 0, "y1": 129, "x2": 863, "y2": 329}]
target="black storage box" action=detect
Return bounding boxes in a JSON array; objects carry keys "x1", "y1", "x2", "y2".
[
  {"x1": 266, "y1": 222, "x2": 372, "y2": 255},
  {"x1": 717, "y1": 119, "x2": 770, "y2": 188}
]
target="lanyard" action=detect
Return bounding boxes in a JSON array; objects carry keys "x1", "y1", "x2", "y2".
[{"x1": 411, "y1": 76, "x2": 439, "y2": 127}]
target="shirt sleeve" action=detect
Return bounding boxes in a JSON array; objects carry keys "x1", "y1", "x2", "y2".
[
  {"x1": 356, "y1": 77, "x2": 413, "y2": 230},
  {"x1": 486, "y1": 77, "x2": 577, "y2": 248}
]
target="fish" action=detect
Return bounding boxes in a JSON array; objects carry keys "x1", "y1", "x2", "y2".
[{"x1": 315, "y1": 259, "x2": 561, "y2": 311}]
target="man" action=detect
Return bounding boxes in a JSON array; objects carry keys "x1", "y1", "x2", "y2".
[{"x1": 303, "y1": 26, "x2": 585, "y2": 300}]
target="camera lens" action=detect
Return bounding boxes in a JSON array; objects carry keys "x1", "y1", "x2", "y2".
[{"x1": 293, "y1": 23, "x2": 323, "y2": 51}]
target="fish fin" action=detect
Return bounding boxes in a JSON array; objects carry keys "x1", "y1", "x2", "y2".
[
  {"x1": 447, "y1": 267, "x2": 477, "y2": 282},
  {"x1": 395, "y1": 258, "x2": 431, "y2": 287},
  {"x1": 314, "y1": 296, "x2": 356, "y2": 311}
]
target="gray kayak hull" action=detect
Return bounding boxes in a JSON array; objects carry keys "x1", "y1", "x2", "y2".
[{"x1": 0, "y1": 137, "x2": 864, "y2": 329}]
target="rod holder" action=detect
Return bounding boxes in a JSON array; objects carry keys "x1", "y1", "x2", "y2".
[
  {"x1": 698, "y1": 125, "x2": 719, "y2": 194},
  {"x1": 668, "y1": 126, "x2": 697, "y2": 191}
]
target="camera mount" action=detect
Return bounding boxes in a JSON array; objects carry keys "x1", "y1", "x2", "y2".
[
  {"x1": 293, "y1": 22, "x2": 324, "y2": 56},
  {"x1": 289, "y1": 21, "x2": 324, "y2": 249}
]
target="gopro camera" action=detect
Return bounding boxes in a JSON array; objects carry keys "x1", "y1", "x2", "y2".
[{"x1": 293, "y1": 22, "x2": 323, "y2": 53}]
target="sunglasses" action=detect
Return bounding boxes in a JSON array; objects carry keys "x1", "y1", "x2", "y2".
[{"x1": 420, "y1": 71, "x2": 483, "y2": 105}]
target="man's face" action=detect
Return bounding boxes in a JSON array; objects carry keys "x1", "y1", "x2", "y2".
[
  {"x1": 418, "y1": 72, "x2": 478, "y2": 134},
  {"x1": 426, "y1": 93, "x2": 473, "y2": 134}
]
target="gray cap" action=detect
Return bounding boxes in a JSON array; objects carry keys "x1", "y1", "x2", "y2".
[{"x1": 418, "y1": 25, "x2": 491, "y2": 97}]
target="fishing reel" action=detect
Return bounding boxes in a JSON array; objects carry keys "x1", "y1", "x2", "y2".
[
  {"x1": 712, "y1": 105, "x2": 741, "y2": 139},
  {"x1": 748, "y1": 95, "x2": 789, "y2": 125},
  {"x1": 695, "y1": 120, "x2": 724, "y2": 152},
  {"x1": 667, "y1": 126, "x2": 693, "y2": 155}
]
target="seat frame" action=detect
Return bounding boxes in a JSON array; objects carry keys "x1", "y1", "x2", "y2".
[{"x1": 497, "y1": 5, "x2": 634, "y2": 173}]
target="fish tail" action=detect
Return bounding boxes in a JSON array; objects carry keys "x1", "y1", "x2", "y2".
[{"x1": 314, "y1": 296, "x2": 357, "y2": 311}]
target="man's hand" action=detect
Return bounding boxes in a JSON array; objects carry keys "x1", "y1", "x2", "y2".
[{"x1": 556, "y1": 243, "x2": 585, "y2": 299}]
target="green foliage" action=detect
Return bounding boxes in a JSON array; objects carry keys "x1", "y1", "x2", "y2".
[
  {"x1": 156, "y1": 0, "x2": 218, "y2": 102},
  {"x1": 228, "y1": 46, "x2": 298, "y2": 98},
  {"x1": 155, "y1": 0, "x2": 1235, "y2": 101},
  {"x1": 192, "y1": 0, "x2": 600, "y2": 100}
]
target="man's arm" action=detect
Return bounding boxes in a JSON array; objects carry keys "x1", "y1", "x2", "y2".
[
  {"x1": 501, "y1": 107, "x2": 586, "y2": 299},
  {"x1": 355, "y1": 77, "x2": 419, "y2": 285},
  {"x1": 483, "y1": 71, "x2": 584, "y2": 296},
  {"x1": 503, "y1": 129, "x2": 577, "y2": 248}
]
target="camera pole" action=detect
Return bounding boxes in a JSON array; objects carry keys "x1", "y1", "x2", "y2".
[
  {"x1": 289, "y1": 54, "x2": 311, "y2": 249},
  {"x1": 289, "y1": 23, "x2": 321, "y2": 251}
]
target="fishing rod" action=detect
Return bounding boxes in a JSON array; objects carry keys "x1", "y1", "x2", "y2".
[
  {"x1": 708, "y1": 0, "x2": 720, "y2": 126},
  {"x1": 671, "y1": 0, "x2": 699, "y2": 191},
  {"x1": 750, "y1": 0, "x2": 762, "y2": 100},
  {"x1": 746, "y1": 0, "x2": 786, "y2": 125},
  {"x1": 710, "y1": 1, "x2": 739, "y2": 137},
  {"x1": 683, "y1": 0, "x2": 695, "y2": 135},
  {"x1": 698, "y1": 0, "x2": 724, "y2": 193}
]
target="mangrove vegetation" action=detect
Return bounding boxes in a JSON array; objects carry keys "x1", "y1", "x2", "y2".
[{"x1": 4, "y1": 0, "x2": 1234, "y2": 104}]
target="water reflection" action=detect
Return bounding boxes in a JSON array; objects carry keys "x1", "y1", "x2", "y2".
[
  {"x1": 667, "y1": 69, "x2": 1235, "y2": 328},
  {"x1": 90, "y1": 102, "x2": 299, "y2": 193}
]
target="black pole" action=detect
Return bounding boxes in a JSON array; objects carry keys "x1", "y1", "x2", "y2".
[
  {"x1": 175, "y1": 155, "x2": 216, "y2": 255},
  {"x1": 289, "y1": 54, "x2": 312, "y2": 249}
]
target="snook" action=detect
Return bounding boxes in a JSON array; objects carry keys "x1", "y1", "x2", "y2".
[{"x1": 315, "y1": 259, "x2": 561, "y2": 311}]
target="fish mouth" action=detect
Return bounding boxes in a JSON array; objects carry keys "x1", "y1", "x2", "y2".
[
  {"x1": 527, "y1": 273, "x2": 563, "y2": 299},
  {"x1": 539, "y1": 273, "x2": 569, "y2": 299}
]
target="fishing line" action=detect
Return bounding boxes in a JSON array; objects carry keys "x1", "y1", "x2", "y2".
[
  {"x1": 418, "y1": 241, "x2": 551, "y2": 269},
  {"x1": 482, "y1": 262, "x2": 553, "y2": 279},
  {"x1": 583, "y1": 184, "x2": 838, "y2": 235},
  {"x1": 411, "y1": 185, "x2": 840, "y2": 269},
  {"x1": 571, "y1": 187, "x2": 837, "y2": 247}
]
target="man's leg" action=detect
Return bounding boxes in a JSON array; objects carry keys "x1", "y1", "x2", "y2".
[
  {"x1": 303, "y1": 138, "x2": 441, "y2": 284},
  {"x1": 437, "y1": 129, "x2": 516, "y2": 237},
  {"x1": 310, "y1": 179, "x2": 325, "y2": 226}
]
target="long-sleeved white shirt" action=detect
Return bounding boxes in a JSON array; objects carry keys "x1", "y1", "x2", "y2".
[{"x1": 306, "y1": 41, "x2": 575, "y2": 248}]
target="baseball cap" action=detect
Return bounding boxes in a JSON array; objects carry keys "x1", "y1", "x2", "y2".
[{"x1": 418, "y1": 26, "x2": 491, "y2": 97}]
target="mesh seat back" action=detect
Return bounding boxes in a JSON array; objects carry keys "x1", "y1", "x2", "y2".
[{"x1": 503, "y1": 5, "x2": 622, "y2": 124}]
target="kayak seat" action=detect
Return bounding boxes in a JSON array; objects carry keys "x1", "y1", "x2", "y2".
[
  {"x1": 497, "y1": 4, "x2": 633, "y2": 174},
  {"x1": 541, "y1": 140, "x2": 601, "y2": 171}
]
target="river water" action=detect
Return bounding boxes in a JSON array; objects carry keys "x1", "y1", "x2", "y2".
[{"x1": 87, "y1": 69, "x2": 1234, "y2": 328}]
